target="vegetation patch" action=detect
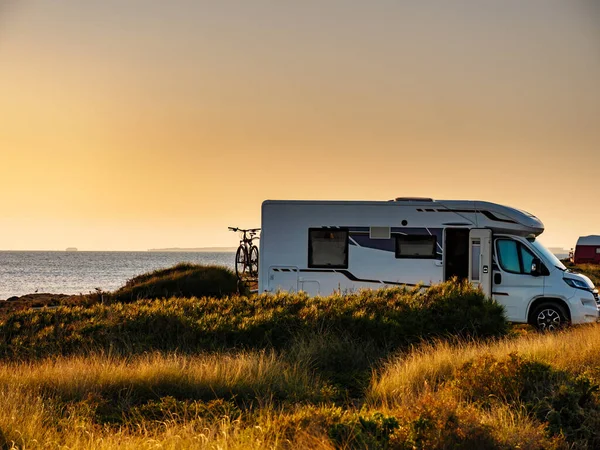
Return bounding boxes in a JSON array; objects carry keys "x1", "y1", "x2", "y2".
[
  {"x1": 451, "y1": 354, "x2": 600, "y2": 446},
  {"x1": 564, "y1": 261, "x2": 600, "y2": 286},
  {"x1": 0, "y1": 280, "x2": 506, "y2": 362},
  {"x1": 110, "y1": 263, "x2": 241, "y2": 302},
  {"x1": 2, "y1": 261, "x2": 599, "y2": 448}
]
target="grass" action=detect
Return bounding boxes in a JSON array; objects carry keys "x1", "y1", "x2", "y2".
[
  {"x1": 368, "y1": 324, "x2": 600, "y2": 449},
  {"x1": 0, "y1": 262, "x2": 599, "y2": 448},
  {"x1": 369, "y1": 324, "x2": 600, "y2": 406},
  {"x1": 564, "y1": 261, "x2": 600, "y2": 286},
  {"x1": 0, "y1": 352, "x2": 329, "y2": 418},
  {"x1": 0, "y1": 280, "x2": 506, "y2": 364},
  {"x1": 110, "y1": 263, "x2": 243, "y2": 302},
  {"x1": 6, "y1": 327, "x2": 600, "y2": 448}
]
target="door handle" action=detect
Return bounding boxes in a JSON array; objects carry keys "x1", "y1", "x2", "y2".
[{"x1": 494, "y1": 273, "x2": 502, "y2": 285}]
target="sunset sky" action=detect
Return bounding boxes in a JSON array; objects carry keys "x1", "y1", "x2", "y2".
[{"x1": 0, "y1": 0, "x2": 598, "y2": 251}]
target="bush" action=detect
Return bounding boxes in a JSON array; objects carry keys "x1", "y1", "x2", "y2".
[
  {"x1": 110, "y1": 263, "x2": 241, "y2": 302},
  {"x1": 451, "y1": 354, "x2": 600, "y2": 447},
  {"x1": 0, "y1": 281, "x2": 507, "y2": 362}
]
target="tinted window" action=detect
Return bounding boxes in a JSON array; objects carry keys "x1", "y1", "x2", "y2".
[
  {"x1": 520, "y1": 245, "x2": 536, "y2": 275},
  {"x1": 497, "y1": 240, "x2": 521, "y2": 273},
  {"x1": 496, "y1": 239, "x2": 539, "y2": 275},
  {"x1": 396, "y1": 235, "x2": 437, "y2": 258},
  {"x1": 308, "y1": 229, "x2": 348, "y2": 268},
  {"x1": 471, "y1": 241, "x2": 481, "y2": 281}
]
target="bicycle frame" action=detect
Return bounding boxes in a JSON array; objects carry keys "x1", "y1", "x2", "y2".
[{"x1": 229, "y1": 227, "x2": 261, "y2": 281}]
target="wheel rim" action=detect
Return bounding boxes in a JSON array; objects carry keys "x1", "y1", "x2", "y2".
[
  {"x1": 536, "y1": 308, "x2": 562, "y2": 331},
  {"x1": 235, "y1": 247, "x2": 248, "y2": 279},
  {"x1": 249, "y1": 247, "x2": 259, "y2": 278}
]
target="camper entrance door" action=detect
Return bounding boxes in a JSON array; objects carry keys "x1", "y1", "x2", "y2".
[{"x1": 468, "y1": 229, "x2": 493, "y2": 298}]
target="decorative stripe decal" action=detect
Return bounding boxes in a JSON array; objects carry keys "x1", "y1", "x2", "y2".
[
  {"x1": 481, "y1": 211, "x2": 517, "y2": 224},
  {"x1": 299, "y1": 269, "x2": 429, "y2": 287},
  {"x1": 442, "y1": 222, "x2": 471, "y2": 226},
  {"x1": 437, "y1": 209, "x2": 517, "y2": 224},
  {"x1": 348, "y1": 236, "x2": 361, "y2": 247}
]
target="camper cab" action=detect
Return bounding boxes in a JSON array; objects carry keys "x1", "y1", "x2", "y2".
[{"x1": 258, "y1": 198, "x2": 599, "y2": 330}]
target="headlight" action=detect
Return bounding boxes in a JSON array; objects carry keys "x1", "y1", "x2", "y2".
[{"x1": 564, "y1": 277, "x2": 591, "y2": 291}]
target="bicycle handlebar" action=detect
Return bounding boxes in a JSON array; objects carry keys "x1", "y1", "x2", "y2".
[{"x1": 228, "y1": 227, "x2": 261, "y2": 233}]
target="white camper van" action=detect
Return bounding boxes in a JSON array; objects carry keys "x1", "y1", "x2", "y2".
[{"x1": 258, "y1": 198, "x2": 599, "y2": 330}]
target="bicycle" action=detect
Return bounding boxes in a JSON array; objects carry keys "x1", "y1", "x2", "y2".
[{"x1": 228, "y1": 227, "x2": 260, "y2": 281}]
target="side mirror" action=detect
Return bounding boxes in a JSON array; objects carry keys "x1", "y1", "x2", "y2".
[{"x1": 531, "y1": 258, "x2": 542, "y2": 277}]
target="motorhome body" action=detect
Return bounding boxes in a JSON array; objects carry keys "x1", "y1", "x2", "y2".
[{"x1": 258, "y1": 198, "x2": 599, "y2": 329}]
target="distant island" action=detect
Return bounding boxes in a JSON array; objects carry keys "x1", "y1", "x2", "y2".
[
  {"x1": 148, "y1": 247, "x2": 236, "y2": 252},
  {"x1": 65, "y1": 247, "x2": 78, "y2": 252}
]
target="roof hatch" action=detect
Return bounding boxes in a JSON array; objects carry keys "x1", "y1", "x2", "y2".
[{"x1": 393, "y1": 197, "x2": 434, "y2": 202}]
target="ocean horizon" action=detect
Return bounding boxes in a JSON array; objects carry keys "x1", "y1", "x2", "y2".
[{"x1": 0, "y1": 251, "x2": 235, "y2": 300}]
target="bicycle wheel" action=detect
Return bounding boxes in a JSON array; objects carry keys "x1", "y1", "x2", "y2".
[
  {"x1": 249, "y1": 245, "x2": 259, "y2": 278},
  {"x1": 235, "y1": 246, "x2": 248, "y2": 280}
]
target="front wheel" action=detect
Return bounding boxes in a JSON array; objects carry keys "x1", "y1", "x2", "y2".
[
  {"x1": 248, "y1": 245, "x2": 259, "y2": 278},
  {"x1": 531, "y1": 302, "x2": 569, "y2": 332},
  {"x1": 235, "y1": 246, "x2": 248, "y2": 280}
]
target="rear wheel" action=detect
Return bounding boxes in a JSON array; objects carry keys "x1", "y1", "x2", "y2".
[
  {"x1": 248, "y1": 245, "x2": 259, "y2": 278},
  {"x1": 235, "y1": 246, "x2": 248, "y2": 280},
  {"x1": 531, "y1": 302, "x2": 568, "y2": 331}
]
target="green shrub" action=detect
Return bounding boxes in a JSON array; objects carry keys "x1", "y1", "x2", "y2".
[
  {"x1": 110, "y1": 263, "x2": 242, "y2": 302},
  {"x1": 329, "y1": 411, "x2": 400, "y2": 449},
  {"x1": 286, "y1": 332, "x2": 380, "y2": 397},
  {"x1": 328, "y1": 400, "x2": 507, "y2": 450},
  {"x1": 451, "y1": 354, "x2": 600, "y2": 447},
  {"x1": 0, "y1": 281, "x2": 507, "y2": 363},
  {"x1": 391, "y1": 395, "x2": 502, "y2": 450}
]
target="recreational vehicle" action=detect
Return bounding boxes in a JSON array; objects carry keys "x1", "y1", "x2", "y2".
[{"x1": 258, "y1": 198, "x2": 599, "y2": 330}]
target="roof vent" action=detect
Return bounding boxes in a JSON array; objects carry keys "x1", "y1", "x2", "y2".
[{"x1": 394, "y1": 197, "x2": 434, "y2": 202}]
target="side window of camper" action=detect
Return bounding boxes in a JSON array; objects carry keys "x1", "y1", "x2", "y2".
[
  {"x1": 519, "y1": 245, "x2": 536, "y2": 274},
  {"x1": 395, "y1": 235, "x2": 437, "y2": 259},
  {"x1": 496, "y1": 239, "x2": 537, "y2": 275},
  {"x1": 308, "y1": 229, "x2": 349, "y2": 268},
  {"x1": 496, "y1": 240, "x2": 520, "y2": 273}
]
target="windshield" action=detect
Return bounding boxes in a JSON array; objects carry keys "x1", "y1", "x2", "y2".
[{"x1": 528, "y1": 239, "x2": 567, "y2": 271}]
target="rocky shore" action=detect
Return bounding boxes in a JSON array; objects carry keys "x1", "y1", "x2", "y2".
[{"x1": 0, "y1": 293, "x2": 84, "y2": 315}]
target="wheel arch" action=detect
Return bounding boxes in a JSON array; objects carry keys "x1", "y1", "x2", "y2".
[{"x1": 527, "y1": 297, "x2": 571, "y2": 324}]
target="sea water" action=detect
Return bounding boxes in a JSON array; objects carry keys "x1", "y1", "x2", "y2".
[{"x1": 0, "y1": 251, "x2": 235, "y2": 300}]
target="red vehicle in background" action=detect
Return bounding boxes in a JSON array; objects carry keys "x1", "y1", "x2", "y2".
[{"x1": 573, "y1": 236, "x2": 600, "y2": 264}]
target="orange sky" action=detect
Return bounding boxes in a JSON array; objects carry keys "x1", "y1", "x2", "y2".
[{"x1": 1, "y1": 0, "x2": 599, "y2": 250}]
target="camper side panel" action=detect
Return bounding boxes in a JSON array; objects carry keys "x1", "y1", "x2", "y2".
[{"x1": 259, "y1": 202, "x2": 449, "y2": 295}]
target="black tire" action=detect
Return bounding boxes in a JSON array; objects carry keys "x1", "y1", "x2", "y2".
[
  {"x1": 235, "y1": 246, "x2": 248, "y2": 280},
  {"x1": 249, "y1": 245, "x2": 259, "y2": 278},
  {"x1": 530, "y1": 302, "x2": 569, "y2": 332}
]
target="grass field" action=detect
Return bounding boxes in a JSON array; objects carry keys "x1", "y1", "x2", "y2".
[{"x1": 0, "y1": 263, "x2": 599, "y2": 449}]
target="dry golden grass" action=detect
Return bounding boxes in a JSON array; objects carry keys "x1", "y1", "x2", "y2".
[
  {"x1": 4, "y1": 325, "x2": 600, "y2": 449},
  {"x1": 0, "y1": 351, "x2": 326, "y2": 405},
  {"x1": 0, "y1": 394, "x2": 334, "y2": 450},
  {"x1": 369, "y1": 323, "x2": 600, "y2": 407},
  {"x1": 0, "y1": 352, "x2": 336, "y2": 449},
  {"x1": 363, "y1": 326, "x2": 600, "y2": 449}
]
